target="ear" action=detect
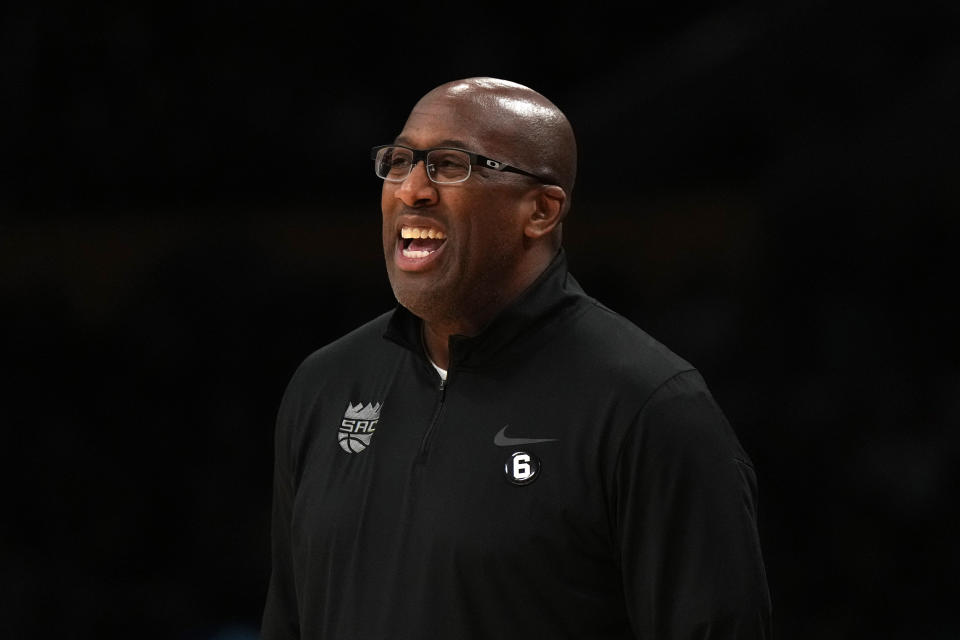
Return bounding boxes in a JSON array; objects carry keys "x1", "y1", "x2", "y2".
[{"x1": 523, "y1": 185, "x2": 566, "y2": 239}]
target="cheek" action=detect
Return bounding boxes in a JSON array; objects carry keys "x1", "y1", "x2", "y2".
[
  {"x1": 381, "y1": 188, "x2": 396, "y2": 241},
  {"x1": 483, "y1": 200, "x2": 528, "y2": 244},
  {"x1": 380, "y1": 188, "x2": 392, "y2": 219},
  {"x1": 465, "y1": 213, "x2": 519, "y2": 267}
]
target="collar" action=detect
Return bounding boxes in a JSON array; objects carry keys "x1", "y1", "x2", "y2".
[{"x1": 383, "y1": 249, "x2": 588, "y2": 371}]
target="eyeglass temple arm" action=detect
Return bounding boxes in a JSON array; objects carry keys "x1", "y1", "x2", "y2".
[
  {"x1": 372, "y1": 145, "x2": 551, "y2": 184},
  {"x1": 478, "y1": 155, "x2": 550, "y2": 183}
]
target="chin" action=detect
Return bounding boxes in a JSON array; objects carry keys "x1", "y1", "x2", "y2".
[
  {"x1": 390, "y1": 277, "x2": 431, "y2": 314},
  {"x1": 391, "y1": 280, "x2": 460, "y2": 326}
]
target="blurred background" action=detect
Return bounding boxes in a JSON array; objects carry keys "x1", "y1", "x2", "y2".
[{"x1": 2, "y1": 2, "x2": 958, "y2": 638}]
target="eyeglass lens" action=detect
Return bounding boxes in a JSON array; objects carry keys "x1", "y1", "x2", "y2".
[{"x1": 375, "y1": 147, "x2": 472, "y2": 184}]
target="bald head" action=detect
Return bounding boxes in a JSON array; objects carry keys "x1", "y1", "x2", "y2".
[
  {"x1": 382, "y1": 77, "x2": 578, "y2": 341},
  {"x1": 412, "y1": 77, "x2": 577, "y2": 210}
]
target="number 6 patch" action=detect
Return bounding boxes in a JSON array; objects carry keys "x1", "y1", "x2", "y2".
[{"x1": 504, "y1": 450, "x2": 541, "y2": 486}]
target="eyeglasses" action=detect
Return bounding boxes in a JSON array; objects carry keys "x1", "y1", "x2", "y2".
[{"x1": 371, "y1": 144, "x2": 550, "y2": 185}]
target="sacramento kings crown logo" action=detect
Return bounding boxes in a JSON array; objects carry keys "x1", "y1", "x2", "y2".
[{"x1": 338, "y1": 402, "x2": 382, "y2": 453}]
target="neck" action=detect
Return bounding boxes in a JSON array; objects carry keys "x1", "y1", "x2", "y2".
[
  {"x1": 422, "y1": 322, "x2": 452, "y2": 371},
  {"x1": 423, "y1": 312, "x2": 495, "y2": 370},
  {"x1": 419, "y1": 246, "x2": 560, "y2": 370}
]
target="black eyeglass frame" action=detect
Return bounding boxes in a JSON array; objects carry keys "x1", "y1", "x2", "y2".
[{"x1": 371, "y1": 144, "x2": 552, "y2": 185}]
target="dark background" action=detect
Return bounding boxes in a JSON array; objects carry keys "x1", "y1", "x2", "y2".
[{"x1": 3, "y1": 2, "x2": 958, "y2": 638}]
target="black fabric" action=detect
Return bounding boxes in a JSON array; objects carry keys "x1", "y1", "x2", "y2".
[{"x1": 261, "y1": 250, "x2": 772, "y2": 639}]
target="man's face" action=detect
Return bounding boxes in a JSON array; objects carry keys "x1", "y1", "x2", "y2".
[{"x1": 381, "y1": 92, "x2": 536, "y2": 330}]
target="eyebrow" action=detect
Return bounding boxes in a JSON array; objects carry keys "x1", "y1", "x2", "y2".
[{"x1": 393, "y1": 136, "x2": 472, "y2": 150}]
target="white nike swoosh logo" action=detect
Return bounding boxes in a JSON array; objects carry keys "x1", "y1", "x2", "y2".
[{"x1": 494, "y1": 425, "x2": 559, "y2": 447}]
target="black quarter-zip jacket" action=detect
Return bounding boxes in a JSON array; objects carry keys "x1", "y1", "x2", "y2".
[{"x1": 262, "y1": 251, "x2": 772, "y2": 639}]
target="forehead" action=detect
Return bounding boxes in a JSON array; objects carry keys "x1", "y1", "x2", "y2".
[{"x1": 395, "y1": 92, "x2": 517, "y2": 157}]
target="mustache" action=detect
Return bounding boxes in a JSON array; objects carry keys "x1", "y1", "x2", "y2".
[{"x1": 392, "y1": 208, "x2": 446, "y2": 224}]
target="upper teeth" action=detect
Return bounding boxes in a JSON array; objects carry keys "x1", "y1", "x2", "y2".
[{"x1": 401, "y1": 226, "x2": 446, "y2": 239}]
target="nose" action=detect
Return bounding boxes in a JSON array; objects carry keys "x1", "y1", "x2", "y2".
[{"x1": 394, "y1": 160, "x2": 439, "y2": 207}]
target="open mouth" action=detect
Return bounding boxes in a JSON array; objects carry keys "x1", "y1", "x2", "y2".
[{"x1": 400, "y1": 225, "x2": 447, "y2": 258}]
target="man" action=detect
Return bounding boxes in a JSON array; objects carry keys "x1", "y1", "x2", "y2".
[{"x1": 261, "y1": 77, "x2": 772, "y2": 639}]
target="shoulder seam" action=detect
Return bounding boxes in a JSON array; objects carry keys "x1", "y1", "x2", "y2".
[
  {"x1": 611, "y1": 367, "x2": 699, "y2": 479},
  {"x1": 605, "y1": 367, "x2": 699, "y2": 544}
]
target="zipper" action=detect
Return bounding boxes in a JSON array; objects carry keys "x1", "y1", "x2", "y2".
[{"x1": 415, "y1": 375, "x2": 447, "y2": 463}]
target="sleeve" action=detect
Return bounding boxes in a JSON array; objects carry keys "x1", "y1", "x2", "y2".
[
  {"x1": 613, "y1": 370, "x2": 773, "y2": 639},
  {"x1": 260, "y1": 380, "x2": 302, "y2": 639}
]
